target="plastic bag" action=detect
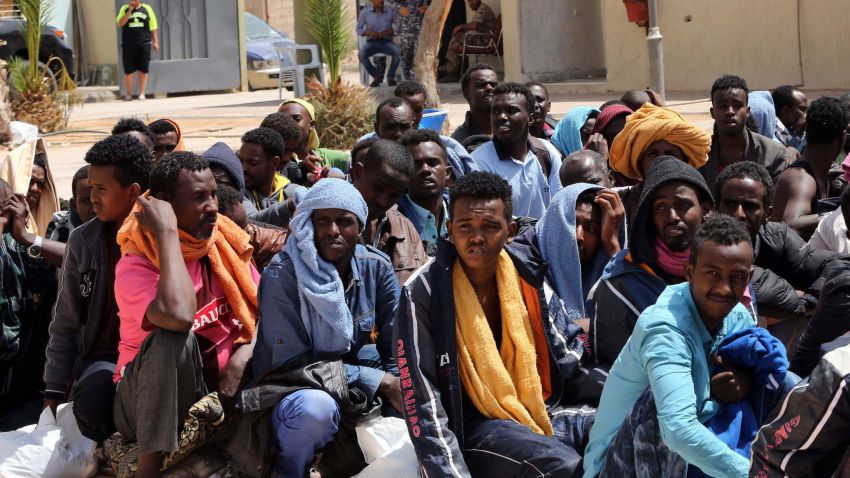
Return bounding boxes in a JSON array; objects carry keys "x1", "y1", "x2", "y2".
[
  {"x1": 353, "y1": 416, "x2": 420, "y2": 478},
  {"x1": 0, "y1": 403, "x2": 97, "y2": 478}
]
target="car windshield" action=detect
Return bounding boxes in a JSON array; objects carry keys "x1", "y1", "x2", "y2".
[{"x1": 245, "y1": 13, "x2": 283, "y2": 41}]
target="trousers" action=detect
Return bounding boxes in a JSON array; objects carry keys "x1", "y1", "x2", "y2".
[
  {"x1": 72, "y1": 359, "x2": 117, "y2": 442},
  {"x1": 359, "y1": 39, "x2": 400, "y2": 81},
  {"x1": 463, "y1": 416, "x2": 584, "y2": 478},
  {"x1": 113, "y1": 329, "x2": 207, "y2": 455},
  {"x1": 272, "y1": 389, "x2": 341, "y2": 478},
  {"x1": 397, "y1": 14, "x2": 423, "y2": 81}
]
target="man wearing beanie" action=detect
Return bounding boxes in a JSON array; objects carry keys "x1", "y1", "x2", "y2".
[
  {"x1": 238, "y1": 179, "x2": 401, "y2": 477},
  {"x1": 607, "y1": 102, "x2": 712, "y2": 223},
  {"x1": 589, "y1": 156, "x2": 721, "y2": 366}
]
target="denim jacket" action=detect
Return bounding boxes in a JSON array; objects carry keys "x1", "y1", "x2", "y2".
[{"x1": 253, "y1": 244, "x2": 400, "y2": 399}]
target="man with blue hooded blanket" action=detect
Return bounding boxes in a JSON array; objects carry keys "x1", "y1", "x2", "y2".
[
  {"x1": 229, "y1": 179, "x2": 401, "y2": 478},
  {"x1": 513, "y1": 182, "x2": 624, "y2": 351}
]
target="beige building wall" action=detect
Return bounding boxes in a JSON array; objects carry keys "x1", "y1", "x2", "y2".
[
  {"x1": 500, "y1": 0, "x2": 604, "y2": 83},
  {"x1": 599, "y1": 0, "x2": 850, "y2": 92},
  {"x1": 79, "y1": 0, "x2": 119, "y2": 67},
  {"x1": 245, "y1": 0, "x2": 296, "y2": 37},
  {"x1": 798, "y1": 0, "x2": 850, "y2": 90},
  {"x1": 600, "y1": 0, "x2": 803, "y2": 91}
]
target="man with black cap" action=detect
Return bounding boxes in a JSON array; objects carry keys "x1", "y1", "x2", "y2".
[{"x1": 589, "y1": 156, "x2": 718, "y2": 365}]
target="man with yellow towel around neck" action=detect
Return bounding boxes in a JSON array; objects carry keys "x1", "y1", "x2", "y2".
[{"x1": 396, "y1": 171, "x2": 598, "y2": 478}]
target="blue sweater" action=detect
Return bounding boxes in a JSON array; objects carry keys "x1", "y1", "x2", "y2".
[{"x1": 584, "y1": 282, "x2": 756, "y2": 478}]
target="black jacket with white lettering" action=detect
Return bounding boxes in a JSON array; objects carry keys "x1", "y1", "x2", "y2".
[
  {"x1": 393, "y1": 238, "x2": 599, "y2": 477},
  {"x1": 751, "y1": 337, "x2": 850, "y2": 478}
]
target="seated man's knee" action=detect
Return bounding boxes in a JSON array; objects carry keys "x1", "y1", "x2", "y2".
[
  {"x1": 72, "y1": 368, "x2": 117, "y2": 441},
  {"x1": 274, "y1": 389, "x2": 340, "y2": 438},
  {"x1": 141, "y1": 328, "x2": 196, "y2": 365}
]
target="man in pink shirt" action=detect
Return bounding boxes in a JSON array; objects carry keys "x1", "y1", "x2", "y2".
[{"x1": 112, "y1": 152, "x2": 260, "y2": 478}]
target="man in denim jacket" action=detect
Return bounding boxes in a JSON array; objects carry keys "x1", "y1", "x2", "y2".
[{"x1": 253, "y1": 179, "x2": 400, "y2": 478}]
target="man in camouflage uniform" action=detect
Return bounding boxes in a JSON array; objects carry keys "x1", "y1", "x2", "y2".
[
  {"x1": 439, "y1": 0, "x2": 496, "y2": 82},
  {"x1": 395, "y1": 0, "x2": 427, "y2": 81}
]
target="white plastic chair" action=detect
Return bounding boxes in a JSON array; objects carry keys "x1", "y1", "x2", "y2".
[{"x1": 274, "y1": 41, "x2": 325, "y2": 99}]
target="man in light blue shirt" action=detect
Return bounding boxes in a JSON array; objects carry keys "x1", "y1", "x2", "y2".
[
  {"x1": 397, "y1": 129, "x2": 450, "y2": 256},
  {"x1": 584, "y1": 214, "x2": 758, "y2": 478},
  {"x1": 471, "y1": 82, "x2": 562, "y2": 219},
  {"x1": 357, "y1": 0, "x2": 400, "y2": 87}
]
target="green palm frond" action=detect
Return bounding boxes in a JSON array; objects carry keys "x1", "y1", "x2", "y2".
[
  {"x1": 7, "y1": 56, "x2": 39, "y2": 94},
  {"x1": 16, "y1": 0, "x2": 54, "y2": 89},
  {"x1": 303, "y1": 0, "x2": 352, "y2": 85}
]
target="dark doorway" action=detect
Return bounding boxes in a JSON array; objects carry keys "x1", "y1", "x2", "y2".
[{"x1": 438, "y1": 0, "x2": 468, "y2": 69}]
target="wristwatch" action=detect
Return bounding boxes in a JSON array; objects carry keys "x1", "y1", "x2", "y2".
[{"x1": 27, "y1": 235, "x2": 43, "y2": 259}]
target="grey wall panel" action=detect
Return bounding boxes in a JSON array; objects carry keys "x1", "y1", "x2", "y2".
[{"x1": 116, "y1": 0, "x2": 242, "y2": 95}]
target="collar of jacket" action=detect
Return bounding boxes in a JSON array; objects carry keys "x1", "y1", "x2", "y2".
[{"x1": 434, "y1": 236, "x2": 546, "y2": 289}]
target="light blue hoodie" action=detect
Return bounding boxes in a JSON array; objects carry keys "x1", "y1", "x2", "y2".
[{"x1": 583, "y1": 282, "x2": 755, "y2": 478}]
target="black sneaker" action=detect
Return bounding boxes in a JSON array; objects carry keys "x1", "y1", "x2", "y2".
[
  {"x1": 370, "y1": 79, "x2": 382, "y2": 87},
  {"x1": 387, "y1": 79, "x2": 398, "y2": 86}
]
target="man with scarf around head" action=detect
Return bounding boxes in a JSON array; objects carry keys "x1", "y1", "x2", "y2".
[
  {"x1": 514, "y1": 183, "x2": 624, "y2": 335},
  {"x1": 112, "y1": 152, "x2": 260, "y2": 478},
  {"x1": 589, "y1": 156, "x2": 725, "y2": 366},
  {"x1": 147, "y1": 118, "x2": 185, "y2": 161},
  {"x1": 397, "y1": 171, "x2": 598, "y2": 478},
  {"x1": 251, "y1": 178, "x2": 401, "y2": 478},
  {"x1": 278, "y1": 98, "x2": 351, "y2": 175},
  {"x1": 607, "y1": 102, "x2": 712, "y2": 223}
]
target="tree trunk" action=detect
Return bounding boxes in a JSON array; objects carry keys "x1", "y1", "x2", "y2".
[{"x1": 414, "y1": 0, "x2": 452, "y2": 109}]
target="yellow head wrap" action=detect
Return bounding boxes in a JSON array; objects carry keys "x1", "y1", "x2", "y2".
[
  {"x1": 609, "y1": 103, "x2": 711, "y2": 179},
  {"x1": 279, "y1": 98, "x2": 320, "y2": 150}
]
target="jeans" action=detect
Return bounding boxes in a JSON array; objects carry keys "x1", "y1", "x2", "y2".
[
  {"x1": 358, "y1": 39, "x2": 400, "y2": 80},
  {"x1": 272, "y1": 389, "x2": 340, "y2": 478}
]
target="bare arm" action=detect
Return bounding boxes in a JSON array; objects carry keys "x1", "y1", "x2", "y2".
[
  {"x1": 117, "y1": 4, "x2": 133, "y2": 27},
  {"x1": 771, "y1": 169, "x2": 819, "y2": 238},
  {"x1": 136, "y1": 196, "x2": 196, "y2": 332},
  {"x1": 3, "y1": 194, "x2": 64, "y2": 267},
  {"x1": 151, "y1": 29, "x2": 159, "y2": 51}
]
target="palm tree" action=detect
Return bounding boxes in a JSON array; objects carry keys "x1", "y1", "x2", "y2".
[
  {"x1": 302, "y1": 0, "x2": 375, "y2": 149},
  {"x1": 7, "y1": 0, "x2": 78, "y2": 132},
  {"x1": 303, "y1": 0, "x2": 351, "y2": 86}
]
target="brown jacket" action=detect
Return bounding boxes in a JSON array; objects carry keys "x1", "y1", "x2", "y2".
[
  {"x1": 373, "y1": 206, "x2": 428, "y2": 285},
  {"x1": 246, "y1": 223, "x2": 288, "y2": 270}
]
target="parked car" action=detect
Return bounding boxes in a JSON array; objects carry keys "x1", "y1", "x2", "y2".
[
  {"x1": 0, "y1": 18, "x2": 75, "y2": 81},
  {"x1": 245, "y1": 12, "x2": 293, "y2": 91}
]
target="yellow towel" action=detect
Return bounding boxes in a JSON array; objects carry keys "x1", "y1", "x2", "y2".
[
  {"x1": 453, "y1": 250, "x2": 553, "y2": 436},
  {"x1": 609, "y1": 103, "x2": 711, "y2": 179}
]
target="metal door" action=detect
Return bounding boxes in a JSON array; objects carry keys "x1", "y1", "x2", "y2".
[{"x1": 116, "y1": 0, "x2": 242, "y2": 95}]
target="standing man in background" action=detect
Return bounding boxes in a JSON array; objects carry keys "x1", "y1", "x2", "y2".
[
  {"x1": 395, "y1": 0, "x2": 427, "y2": 81},
  {"x1": 116, "y1": 0, "x2": 159, "y2": 101}
]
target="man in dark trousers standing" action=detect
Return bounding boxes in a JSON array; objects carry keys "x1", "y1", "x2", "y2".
[{"x1": 116, "y1": 0, "x2": 159, "y2": 101}]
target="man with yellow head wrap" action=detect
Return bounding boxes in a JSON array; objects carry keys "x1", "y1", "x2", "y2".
[
  {"x1": 609, "y1": 103, "x2": 711, "y2": 180},
  {"x1": 608, "y1": 103, "x2": 711, "y2": 223},
  {"x1": 278, "y1": 98, "x2": 351, "y2": 174}
]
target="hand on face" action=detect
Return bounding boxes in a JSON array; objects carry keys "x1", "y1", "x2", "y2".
[
  {"x1": 2, "y1": 194, "x2": 30, "y2": 242},
  {"x1": 134, "y1": 195, "x2": 178, "y2": 236},
  {"x1": 595, "y1": 189, "x2": 624, "y2": 256},
  {"x1": 584, "y1": 133, "x2": 609, "y2": 158}
]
